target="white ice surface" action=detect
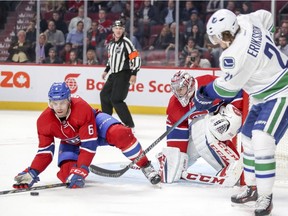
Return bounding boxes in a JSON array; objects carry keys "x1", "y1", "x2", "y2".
[{"x1": 0, "y1": 110, "x2": 287, "y2": 216}]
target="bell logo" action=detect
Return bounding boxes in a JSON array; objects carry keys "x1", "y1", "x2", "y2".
[
  {"x1": 0, "y1": 71, "x2": 30, "y2": 88},
  {"x1": 65, "y1": 73, "x2": 80, "y2": 94}
]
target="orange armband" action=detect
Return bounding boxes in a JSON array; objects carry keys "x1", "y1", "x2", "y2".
[{"x1": 129, "y1": 51, "x2": 139, "y2": 60}]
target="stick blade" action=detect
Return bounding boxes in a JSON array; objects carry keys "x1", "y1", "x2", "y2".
[{"x1": 89, "y1": 164, "x2": 129, "y2": 177}]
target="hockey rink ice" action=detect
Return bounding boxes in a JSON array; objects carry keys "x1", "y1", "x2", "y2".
[{"x1": 0, "y1": 110, "x2": 287, "y2": 216}]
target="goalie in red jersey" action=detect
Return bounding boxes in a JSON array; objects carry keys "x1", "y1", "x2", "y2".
[
  {"x1": 13, "y1": 82, "x2": 160, "y2": 189},
  {"x1": 157, "y1": 70, "x2": 243, "y2": 186}
]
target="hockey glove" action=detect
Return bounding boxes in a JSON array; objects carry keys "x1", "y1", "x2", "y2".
[
  {"x1": 193, "y1": 86, "x2": 214, "y2": 111},
  {"x1": 13, "y1": 167, "x2": 40, "y2": 189},
  {"x1": 66, "y1": 165, "x2": 89, "y2": 189}
]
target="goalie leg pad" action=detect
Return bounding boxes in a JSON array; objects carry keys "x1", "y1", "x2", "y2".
[{"x1": 157, "y1": 147, "x2": 188, "y2": 183}]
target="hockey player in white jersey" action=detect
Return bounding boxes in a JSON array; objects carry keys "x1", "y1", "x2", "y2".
[{"x1": 193, "y1": 9, "x2": 288, "y2": 216}]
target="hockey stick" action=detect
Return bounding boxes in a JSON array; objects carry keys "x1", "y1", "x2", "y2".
[
  {"x1": 0, "y1": 183, "x2": 67, "y2": 195},
  {"x1": 90, "y1": 103, "x2": 224, "y2": 178},
  {"x1": 89, "y1": 106, "x2": 198, "y2": 178}
]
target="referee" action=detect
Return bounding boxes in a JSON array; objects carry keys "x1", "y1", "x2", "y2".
[{"x1": 100, "y1": 20, "x2": 141, "y2": 129}]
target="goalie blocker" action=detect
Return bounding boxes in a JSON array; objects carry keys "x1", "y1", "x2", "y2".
[{"x1": 158, "y1": 104, "x2": 243, "y2": 186}]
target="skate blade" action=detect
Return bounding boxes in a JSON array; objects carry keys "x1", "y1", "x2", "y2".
[
  {"x1": 231, "y1": 201, "x2": 256, "y2": 209},
  {"x1": 152, "y1": 182, "x2": 162, "y2": 189}
]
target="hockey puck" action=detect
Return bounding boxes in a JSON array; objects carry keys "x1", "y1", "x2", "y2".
[{"x1": 30, "y1": 192, "x2": 39, "y2": 196}]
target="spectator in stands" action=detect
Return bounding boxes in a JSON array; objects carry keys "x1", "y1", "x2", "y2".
[
  {"x1": 68, "y1": 6, "x2": 91, "y2": 32},
  {"x1": 59, "y1": 42, "x2": 72, "y2": 63},
  {"x1": 33, "y1": 33, "x2": 53, "y2": 63},
  {"x1": 129, "y1": 25, "x2": 142, "y2": 51},
  {"x1": 54, "y1": 1, "x2": 67, "y2": 19},
  {"x1": 52, "y1": 11, "x2": 68, "y2": 36},
  {"x1": 7, "y1": 30, "x2": 33, "y2": 63},
  {"x1": 25, "y1": 20, "x2": 37, "y2": 45},
  {"x1": 181, "y1": 1, "x2": 198, "y2": 25},
  {"x1": 66, "y1": 20, "x2": 84, "y2": 58},
  {"x1": 67, "y1": 49, "x2": 82, "y2": 65},
  {"x1": 67, "y1": 0, "x2": 84, "y2": 13},
  {"x1": 37, "y1": 12, "x2": 48, "y2": 33},
  {"x1": 137, "y1": 0, "x2": 160, "y2": 46},
  {"x1": 149, "y1": 24, "x2": 172, "y2": 51},
  {"x1": 44, "y1": 1, "x2": 66, "y2": 19},
  {"x1": 179, "y1": 37, "x2": 197, "y2": 67},
  {"x1": 138, "y1": 1, "x2": 160, "y2": 27},
  {"x1": 225, "y1": 0, "x2": 237, "y2": 12},
  {"x1": 184, "y1": 9, "x2": 205, "y2": 37},
  {"x1": 277, "y1": 35, "x2": 288, "y2": 57},
  {"x1": 87, "y1": 21, "x2": 103, "y2": 51},
  {"x1": 44, "y1": 20, "x2": 66, "y2": 53},
  {"x1": 86, "y1": 49, "x2": 98, "y2": 65},
  {"x1": 187, "y1": 24, "x2": 204, "y2": 47},
  {"x1": 240, "y1": 1, "x2": 253, "y2": 14},
  {"x1": 97, "y1": 9, "x2": 113, "y2": 39},
  {"x1": 107, "y1": 1, "x2": 124, "y2": 13},
  {"x1": 184, "y1": 49, "x2": 211, "y2": 68},
  {"x1": 206, "y1": 0, "x2": 222, "y2": 15},
  {"x1": 165, "y1": 22, "x2": 185, "y2": 62},
  {"x1": 159, "y1": 0, "x2": 176, "y2": 25},
  {"x1": 96, "y1": 9, "x2": 113, "y2": 64},
  {"x1": 275, "y1": 20, "x2": 288, "y2": 44},
  {"x1": 42, "y1": 47, "x2": 63, "y2": 64},
  {"x1": 88, "y1": 0, "x2": 108, "y2": 13},
  {"x1": 120, "y1": 4, "x2": 142, "y2": 47}
]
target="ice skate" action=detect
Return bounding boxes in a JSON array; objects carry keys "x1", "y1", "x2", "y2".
[
  {"x1": 254, "y1": 194, "x2": 273, "y2": 216},
  {"x1": 231, "y1": 186, "x2": 258, "y2": 207},
  {"x1": 141, "y1": 161, "x2": 161, "y2": 185}
]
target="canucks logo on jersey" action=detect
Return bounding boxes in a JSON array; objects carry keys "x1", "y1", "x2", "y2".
[{"x1": 223, "y1": 57, "x2": 235, "y2": 69}]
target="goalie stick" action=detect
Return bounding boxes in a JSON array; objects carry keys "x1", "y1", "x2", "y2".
[
  {"x1": 89, "y1": 103, "x2": 223, "y2": 178},
  {"x1": 0, "y1": 183, "x2": 67, "y2": 195}
]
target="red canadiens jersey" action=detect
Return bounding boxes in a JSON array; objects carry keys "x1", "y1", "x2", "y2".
[
  {"x1": 166, "y1": 74, "x2": 243, "y2": 152},
  {"x1": 30, "y1": 97, "x2": 98, "y2": 173}
]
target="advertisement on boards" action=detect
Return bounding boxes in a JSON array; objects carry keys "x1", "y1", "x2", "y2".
[{"x1": 0, "y1": 64, "x2": 217, "y2": 113}]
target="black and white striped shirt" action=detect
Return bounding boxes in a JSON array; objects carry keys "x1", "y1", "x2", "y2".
[{"x1": 105, "y1": 35, "x2": 141, "y2": 75}]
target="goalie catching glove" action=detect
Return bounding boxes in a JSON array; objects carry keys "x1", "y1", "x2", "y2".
[
  {"x1": 13, "y1": 167, "x2": 40, "y2": 189},
  {"x1": 208, "y1": 104, "x2": 242, "y2": 141}
]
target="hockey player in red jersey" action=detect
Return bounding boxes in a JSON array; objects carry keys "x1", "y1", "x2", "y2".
[
  {"x1": 157, "y1": 70, "x2": 243, "y2": 186},
  {"x1": 13, "y1": 82, "x2": 160, "y2": 189}
]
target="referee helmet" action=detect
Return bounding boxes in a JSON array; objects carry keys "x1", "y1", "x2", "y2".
[{"x1": 113, "y1": 20, "x2": 124, "y2": 28}]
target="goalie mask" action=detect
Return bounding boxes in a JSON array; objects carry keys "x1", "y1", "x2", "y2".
[{"x1": 171, "y1": 70, "x2": 195, "y2": 107}]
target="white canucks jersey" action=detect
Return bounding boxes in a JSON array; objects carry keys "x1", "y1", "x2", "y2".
[{"x1": 213, "y1": 10, "x2": 288, "y2": 104}]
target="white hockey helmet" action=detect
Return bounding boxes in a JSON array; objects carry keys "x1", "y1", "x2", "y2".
[
  {"x1": 206, "y1": 9, "x2": 239, "y2": 45},
  {"x1": 171, "y1": 70, "x2": 195, "y2": 107}
]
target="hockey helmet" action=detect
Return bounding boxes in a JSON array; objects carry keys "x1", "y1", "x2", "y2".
[
  {"x1": 113, "y1": 20, "x2": 124, "y2": 28},
  {"x1": 48, "y1": 82, "x2": 71, "y2": 101},
  {"x1": 206, "y1": 9, "x2": 239, "y2": 45},
  {"x1": 171, "y1": 70, "x2": 195, "y2": 107}
]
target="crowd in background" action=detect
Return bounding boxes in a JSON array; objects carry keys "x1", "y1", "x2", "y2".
[{"x1": 1, "y1": 0, "x2": 288, "y2": 68}]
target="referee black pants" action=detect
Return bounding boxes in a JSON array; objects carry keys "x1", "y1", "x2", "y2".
[{"x1": 100, "y1": 70, "x2": 135, "y2": 128}]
